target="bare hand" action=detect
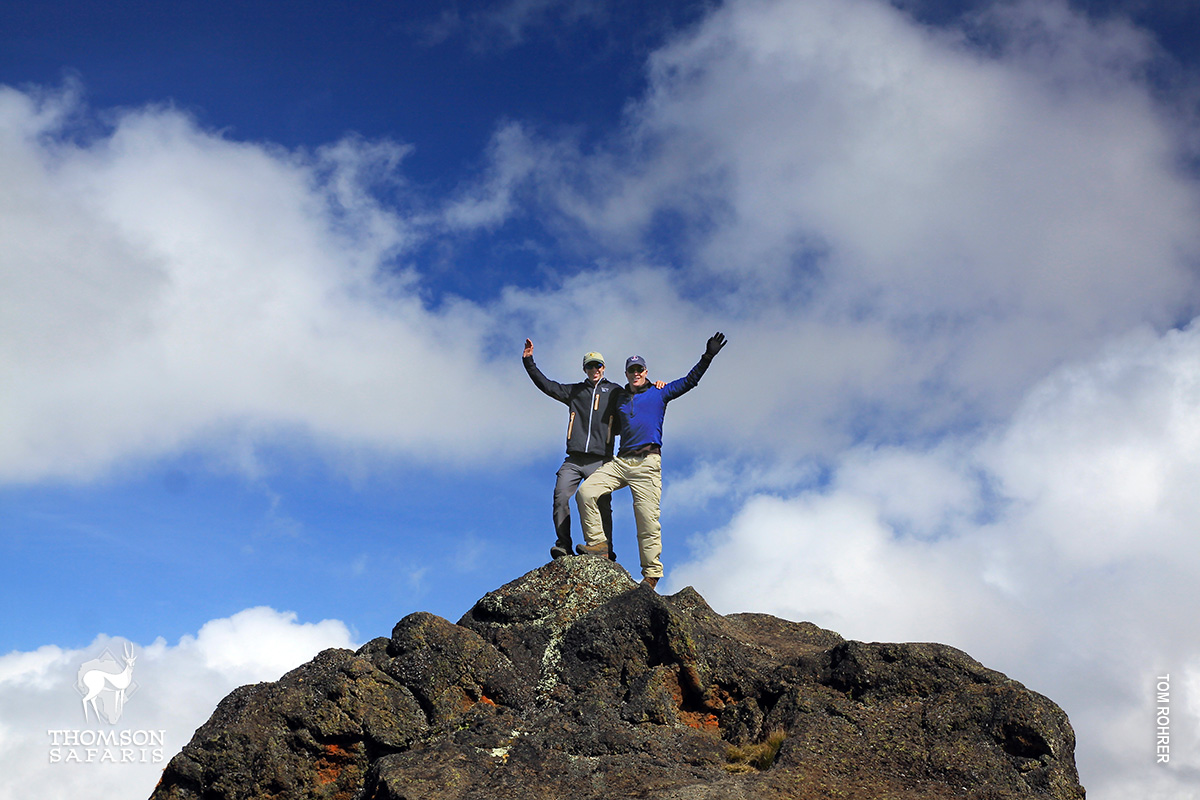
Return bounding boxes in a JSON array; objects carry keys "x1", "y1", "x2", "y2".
[
  {"x1": 654, "y1": 381, "x2": 666, "y2": 389},
  {"x1": 523, "y1": 338, "x2": 533, "y2": 358}
]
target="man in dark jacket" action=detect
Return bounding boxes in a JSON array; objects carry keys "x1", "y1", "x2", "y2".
[
  {"x1": 523, "y1": 338, "x2": 621, "y2": 561},
  {"x1": 575, "y1": 332, "x2": 727, "y2": 589}
]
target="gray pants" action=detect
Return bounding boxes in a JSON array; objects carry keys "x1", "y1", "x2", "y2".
[{"x1": 554, "y1": 455, "x2": 613, "y2": 553}]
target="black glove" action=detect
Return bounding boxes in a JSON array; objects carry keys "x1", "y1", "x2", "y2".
[{"x1": 705, "y1": 332, "x2": 727, "y2": 358}]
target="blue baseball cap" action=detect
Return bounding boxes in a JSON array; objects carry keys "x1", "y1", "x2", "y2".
[{"x1": 625, "y1": 355, "x2": 647, "y2": 371}]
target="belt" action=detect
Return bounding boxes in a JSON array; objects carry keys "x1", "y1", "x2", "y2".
[{"x1": 620, "y1": 444, "x2": 661, "y2": 457}]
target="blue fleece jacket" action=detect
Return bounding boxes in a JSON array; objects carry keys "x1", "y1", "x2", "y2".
[{"x1": 613, "y1": 354, "x2": 713, "y2": 455}]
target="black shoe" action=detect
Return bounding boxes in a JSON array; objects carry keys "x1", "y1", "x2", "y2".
[{"x1": 550, "y1": 545, "x2": 570, "y2": 560}]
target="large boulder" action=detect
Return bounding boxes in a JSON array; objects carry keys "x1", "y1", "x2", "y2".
[{"x1": 151, "y1": 556, "x2": 1085, "y2": 800}]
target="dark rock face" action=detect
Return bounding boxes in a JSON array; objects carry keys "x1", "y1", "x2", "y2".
[{"x1": 151, "y1": 557, "x2": 1085, "y2": 800}]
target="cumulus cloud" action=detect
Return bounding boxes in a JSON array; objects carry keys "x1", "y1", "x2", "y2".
[
  {"x1": 481, "y1": 0, "x2": 1200, "y2": 444},
  {"x1": 6, "y1": 0, "x2": 1200, "y2": 482},
  {"x1": 0, "y1": 84, "x2": 554, "y2": 482},
  {"x1": 674, "y1": 320, "x2": 1200, "y2": 799},
  {"x1": 0, "y1": 607, "x2": 355, "y2": 800}
]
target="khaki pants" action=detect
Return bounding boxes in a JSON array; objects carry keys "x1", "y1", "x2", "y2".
[{"x1": 577, "y1": 453, "x2": 663, "y2": 579}]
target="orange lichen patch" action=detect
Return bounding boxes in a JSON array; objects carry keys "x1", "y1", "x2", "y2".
[
  {"x1": 663, "y1": 664, "x2": 721, "y2": 729},
  {"x1": 450, "y1": 687, "x2": 476, "y2": 712},
  {"x1": 448, "y1": 687, "x2": 500, "y2": 713},
  {"x1": 680, "y1": 711, "x2": 720, "y2": 730},
  {"x1": 314, "y1": 743, "x2": 354, "y2": 786},
  {"x1": 667, "y1": 673, "x2": 685, "y2": 707}
]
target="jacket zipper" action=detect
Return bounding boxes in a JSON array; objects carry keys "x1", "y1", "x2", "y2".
[{"x1": 583, "y1": 381, "x2": 599, "y2": 452}]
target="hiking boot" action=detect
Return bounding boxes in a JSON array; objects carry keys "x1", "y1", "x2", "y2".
[
  {"x1": 550, "y1": 545, "x2": 571, "y2": 560},
  {"x1": 641, "y1": 576, "x2": 659, "y2": 590},
  {"x1": 575, "y1": 541, "x2": 609, "y2": 557}
]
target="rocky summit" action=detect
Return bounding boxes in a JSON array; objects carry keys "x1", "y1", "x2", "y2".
[{"x1": 150, "y1": 557, "x2": 1085, "y2": 800}]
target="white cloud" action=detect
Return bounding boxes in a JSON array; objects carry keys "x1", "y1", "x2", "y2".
[
  {"x1": 617, "y1": 0, "x2": 1190, "y2": 306},
  {"x1": 0, "y1": 84, "x2": 554, "y2": 482},
  {"x1": 662, "y1": 457, "x2": 820, "y2": 513},
  {"x1": 673, "y1": 320, "x2": 1200, "y2": 800},
  {"x1": 0, "y1": 608, "x2": 355, "y2": 800},
  {"x1": 5, "y1": 0, "x2": 1200, "y2": 482},
  {"x1": 172, "y1": 607, "x2": 358, "y2": 679},
  {"x1": 984, "y1": 325, "x2": 1200, "y2": 569},
  {"x1": 491, "y1": 0, "x2": 1200, "y2": 439},
  {"x1": 441, "y1": 121, "x2": 544, "y2": 230},
  {"x1": 0, "y1": 645, "x2": 73, "y2": 690}
]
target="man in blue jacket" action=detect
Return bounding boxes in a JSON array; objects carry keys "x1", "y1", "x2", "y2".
[
  {"x1": 575, "y1": 332, "x2": 727, "y2": 589},
  {"x1": 524, "y1": 338, "x2": 621, "y2": 561}
]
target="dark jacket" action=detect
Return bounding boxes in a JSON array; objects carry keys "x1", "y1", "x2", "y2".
[
  {"x1": 614, "y1": 354, "x2": 713, "y2": 456},
  {"x1": 524, "y1": 356, "x2": 620, "y2": 458}
]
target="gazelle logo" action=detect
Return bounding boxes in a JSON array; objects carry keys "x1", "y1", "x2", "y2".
[
  {"x1": 50, "y1": 642, "x2": 164, "y2": 764},
  {"x1": 76, "y1": 643, "x2": 138, "y2": 725}
]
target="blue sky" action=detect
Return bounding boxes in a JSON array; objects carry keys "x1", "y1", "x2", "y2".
[{"x1": 3, "y1": 1, "x2": 1200, "y2": 798}]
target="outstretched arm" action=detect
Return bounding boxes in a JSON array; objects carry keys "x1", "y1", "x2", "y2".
[{"x1": 662, "y1": 331, "x2": 727, "y2": 401}]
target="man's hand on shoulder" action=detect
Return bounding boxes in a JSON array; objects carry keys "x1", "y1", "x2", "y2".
[
  {"x1": 524, "y1": 338, "x2": 534, "y2": 358},
  {"x1": 705, "y1": 332, "x2": 727, "y2": 358},
  {"x1": 654, "y1": 380, "x2": 666, "y2": 389}
]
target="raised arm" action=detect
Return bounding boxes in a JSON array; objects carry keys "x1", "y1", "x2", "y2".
[
  {"x1": 522, "y1": 337, "x2": 571, "y2": 403},
  {"x1": 662, "y1": 331, "x2": 727, "y2": 401}
]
